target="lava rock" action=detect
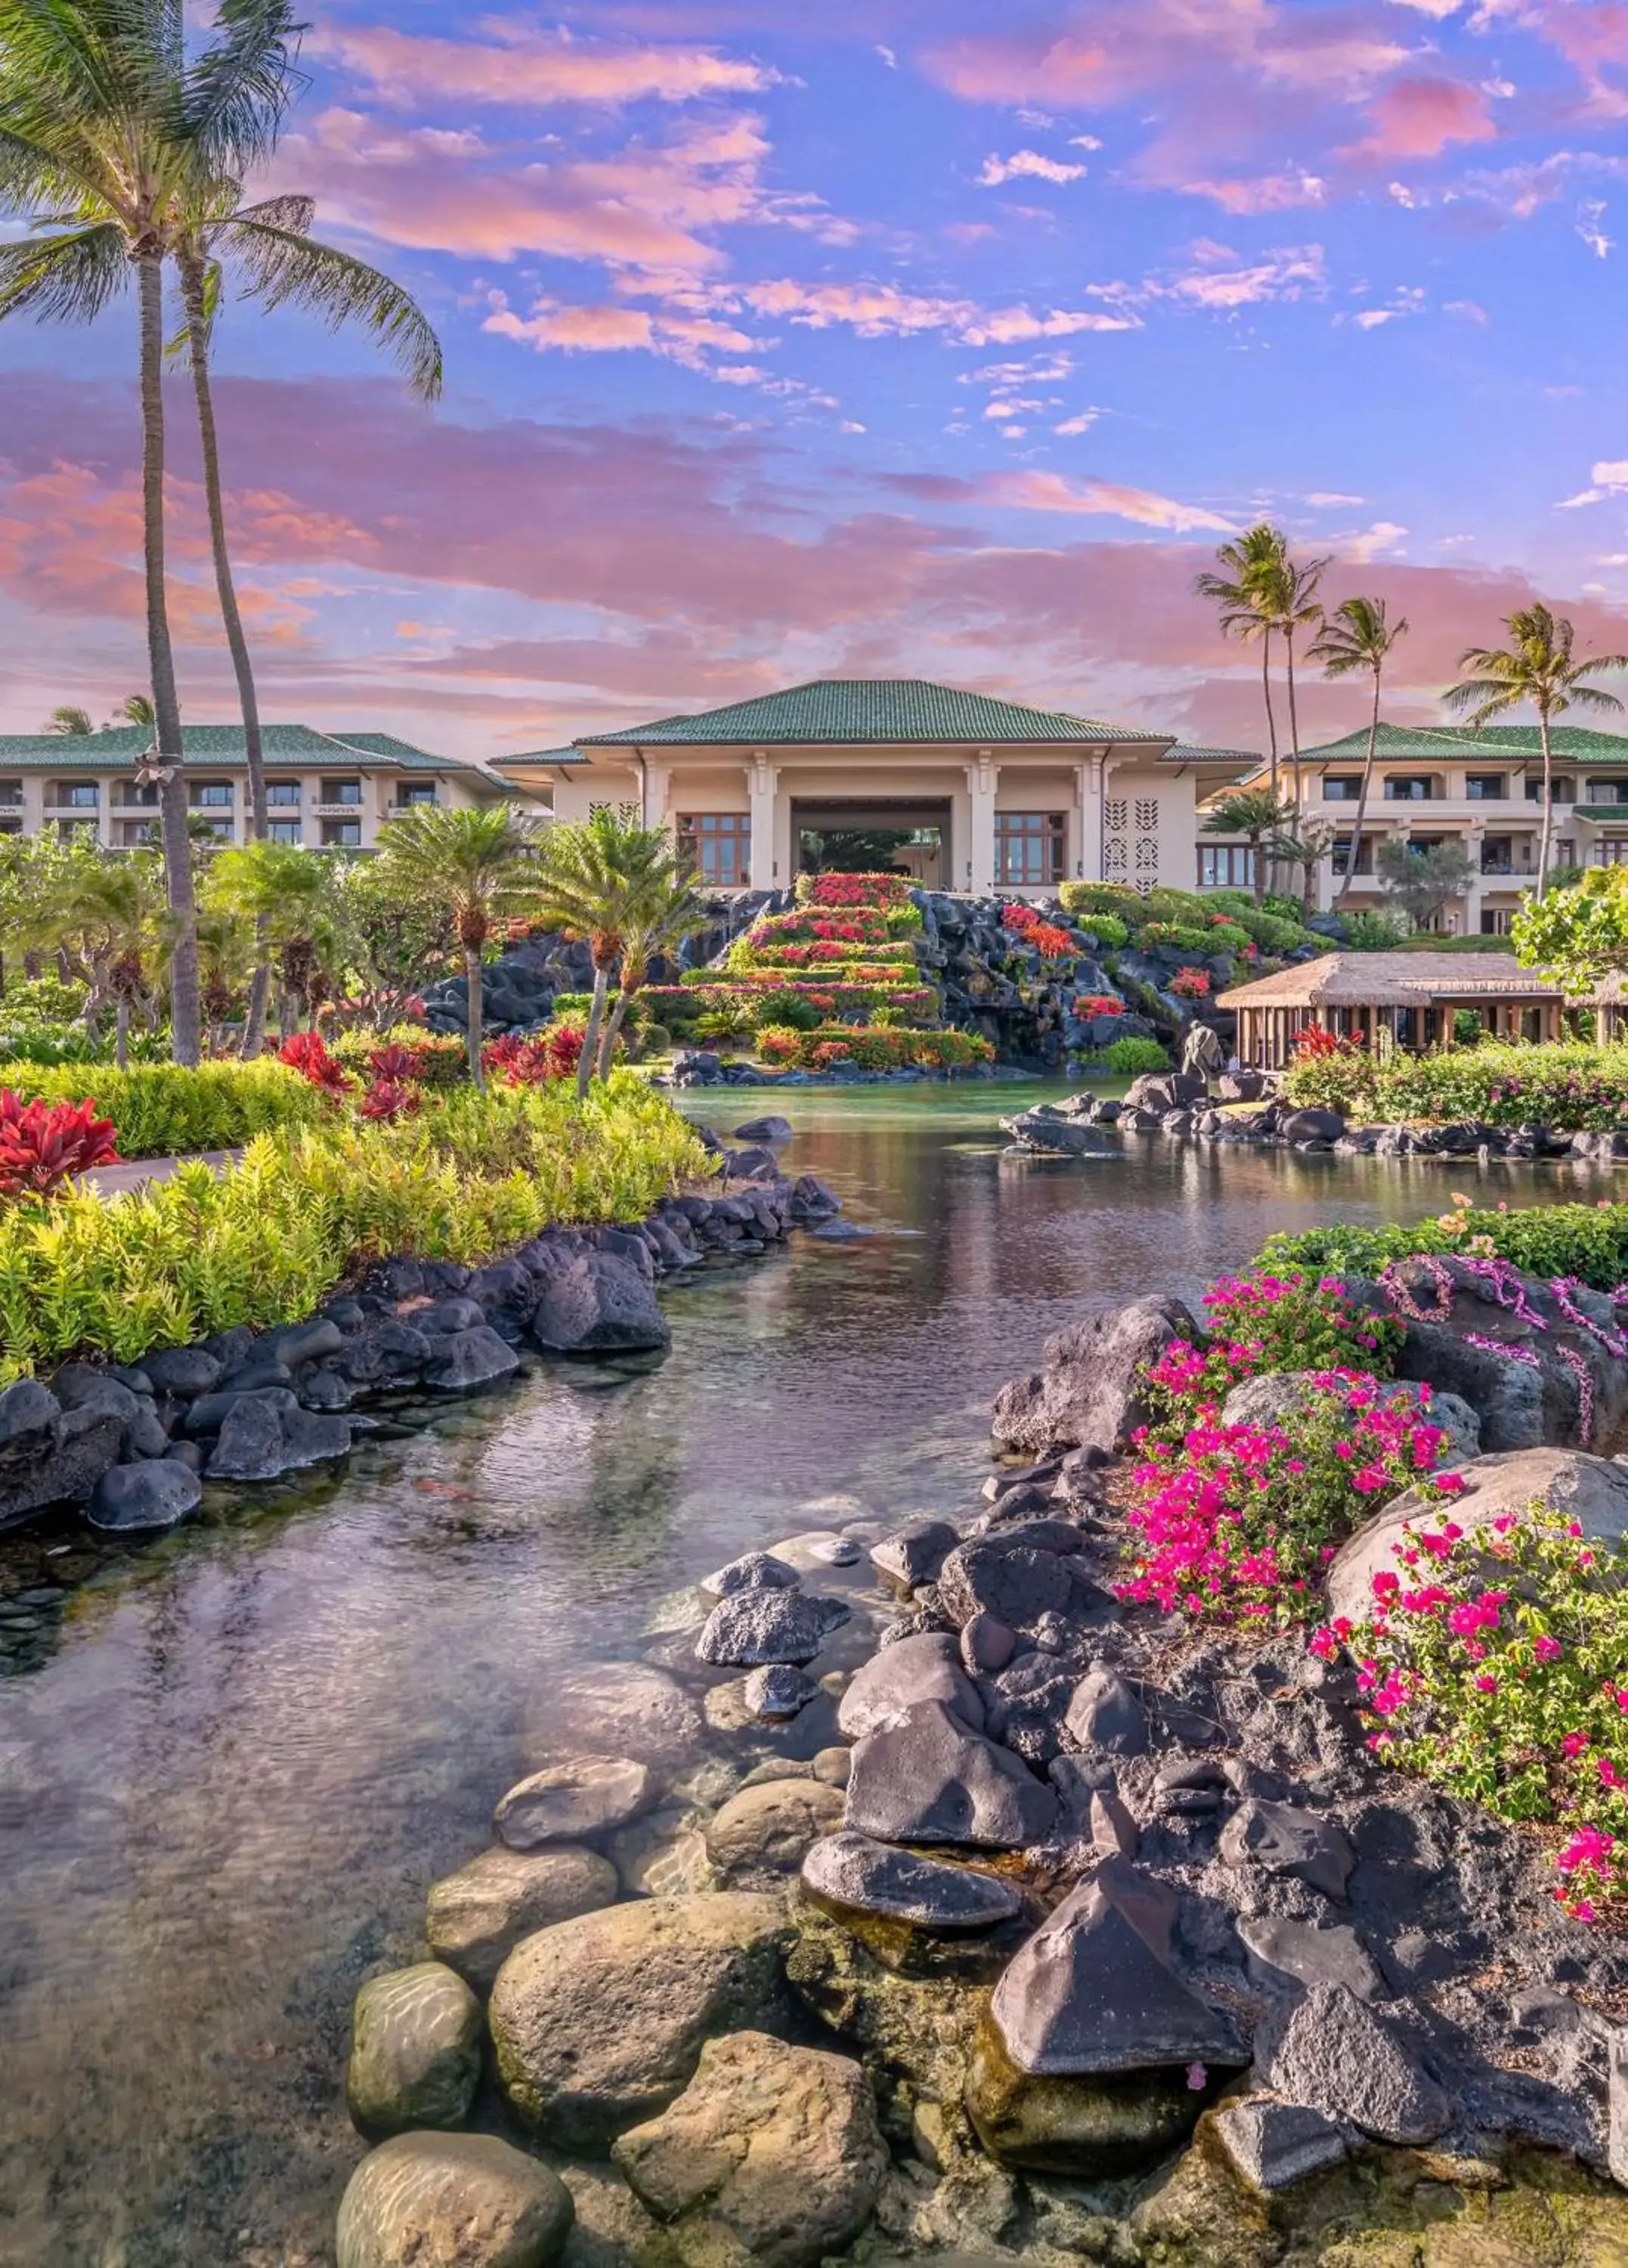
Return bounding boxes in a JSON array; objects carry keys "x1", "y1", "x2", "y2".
[
  {"x1": 744, "y1": 1663, "x2": 818, "y2": 1719},
  {"x1": 140, "y1": 1346, "x2": 222, "y2": 1399},
  {"x1": 991, "y1": 1294, "x2": 1197, "y2": 1457},
  {"x1": 733, "y1": 1116, "x2": 794, "y2": 1143},
  {"x1": 1237, "y1": 1916, "x2": 1385, "y2": 2003},
  {"x1": 1280, "y1": 1108, "x2": 1345, "y2": 1144},
  {"x1": 801, "y1": 1830, "x2": 1023, "y2": 1932},
  {"x1": 204, "y1": 1387, "x2": 351, "y2": 1481},
  {"x1": 421, "y1": 1325, "x2": 522, "y2": 1393},
  {"x1": 1328, "y1": 1448, "x2": 1628, "y2": 1629},
  {"x1": 1220, "y1": 1800, "x2": 1354, "y2": 1901},
  {"x1": 346, "y1": 1962, "x2": 482, "y2": 2137},
  {"x1": 1063, "y1": 1668, "x2": 1148, "y2": 1755},
  {"x1": 936, "y1": 1534, "x2": 1081, "y2": 1633},
  {"x1": 494, "y1": 1757, "x2": 654, "y2": 1848},
  {"x1": 695, "y1": 1587, "x2": 850, "y2": 1668},
  {"x1": 86, "y1": 1457, "x2": 203, "y2": 1533},
  {"x1": 1212, "y1": 2097, "x2": 1348, "y2": 2193},
  {"x1": 1264, "y1": 1981, "x2": 1451, "y2": 2143},
  {"x1": 702, "y1": 1550, "x2": 801, "y2": 1598},
  {"x1": 335, "y1": 2132, "x2": 574, "y2": 2268},
  {"x1": 962, "y1": 1611, "x2": 1018, "y2": 1674},
  {"x1": 530, "y1": 1250, "x2": 671, "y2": 1356},
  {"x1": 844, "y1": 1699, "x2": 1057, "y2": 1849},
  {"x1": 837, "y1": 1631, "x2": 985, "y2": 1738},
  {"x1": 1221, "y1": 1371, "x2": 1481, "y2": 1466},
  {"x1": 870, "y1": 1518, "x2": 959, "y2": 1592}
]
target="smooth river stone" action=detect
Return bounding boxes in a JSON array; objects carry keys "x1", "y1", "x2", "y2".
[
  {"x1": 836, "y1": 1631, "x2": 984, "y2": 1739},
  {"x1": 426, "y1": 1846, "x2": 619, "y2": 1991},
  {"x1": 494, "y1": 1756, "x2": 652, "y2": 1849},
  {"x1": 336, "y1": 2132, "x2": 574, "y2": 2268},
  {"x1": 346, "y1": 1962, "x2": 482, "y2": 2136},
  {"x1": 801, "y1": 1830, "x2": 1023, "y2": 1932}
]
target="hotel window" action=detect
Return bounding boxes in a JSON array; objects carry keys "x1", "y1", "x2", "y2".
[
  {"x1": 52, "y1": 781, "x2": 98, "y2": 808},
  {"x1": 1198, "y1": 844, "x2": 1254, "y2": 888},
  {"x1": 1331, "y1": 836, "x2": 1373, "y2": 876},
  {"x1": 995, "y1": 811, "x2": 1065, "y2": 887},
  {"x1": 1526, "y1": 776, "x2": 1576, "y2": 801},
  {"x1": 0, "y1": 780, "x2": 21, "y2": 809},
  {"x1": 189, "y1": 780, "x2": 233, "y2": 808},
  {"x1": 115, "y1": 820, "x2": 156, "y2": 848},
  {"x1": 678, "y1": 812, "x2": 751, "y2": 887},
  {"x1": 266, "y1": 779, "x2": 301, "y2": 807},
  {"x1": 196, "y1": 818, "x2": 234, "y2": 842},
  {"x1": 1382, "y1": 776, "x2": 1434, "y2": 801},
  {"x1": 321, "y1": 818, "x2": 363, "y2": 848},
  {"x1": 268, "y1": 820, "x2": 303, "y2": 845},
  {"x1": 397, "y1": 783, "x2": 438, "y2": 807},
  {"x1": 1466, "y1": 774, "x2": 1507, "y2": 801},
  {"x1": 320, "y1": 776, "x2": 364, "y2": 807},
  {"x1": 1555, "y1": 838, "x2": 1577, "y2": 869},
  {"x1": 117, "y1": 778, "x2": 160, "y2": 807},
  {"x1": 1480, "y1": 909, "x2": 1515, "y2": 935},
  {"x1": 1322, "y1": 775, "x2": 1363, "y2": 802}
]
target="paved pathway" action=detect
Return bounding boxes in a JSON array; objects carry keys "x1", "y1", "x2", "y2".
[{"x1": 78, "y1": 1150, "x2": 241, "y2": 1198}]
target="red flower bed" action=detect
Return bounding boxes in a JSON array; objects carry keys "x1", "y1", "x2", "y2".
[
  {"x1": 0, "y1": 1092, "x2": 119, "y2": 1200},
  {"x1": 277, "y1": 1032, "x2": 351, "y2": 1096}
]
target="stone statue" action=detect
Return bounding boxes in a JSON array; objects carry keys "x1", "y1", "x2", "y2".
[{"x1": 1181, "y1": 1021, "x2": 1225, "y2": 1089}]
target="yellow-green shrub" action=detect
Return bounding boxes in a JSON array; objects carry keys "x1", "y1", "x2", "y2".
[
  {"x1": 4, "y1": 1060, "x2": 330, "y2": 1157},
  {"x1": 0, "y1": 1073, "x2": 710, "y2": 1376}
]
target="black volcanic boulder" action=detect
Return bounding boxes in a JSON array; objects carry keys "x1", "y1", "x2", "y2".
[
  {"x1": 992, "y1": 1295, "x2": 1196, "y2": 1456},
  {"x1": 529, "y1": 1250, "x2": 670, "y2": 1356}
]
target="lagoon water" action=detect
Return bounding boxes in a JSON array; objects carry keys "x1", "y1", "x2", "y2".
[{"x1": 0, "y1": 1087, "x2": 1598, "y2": 2266}]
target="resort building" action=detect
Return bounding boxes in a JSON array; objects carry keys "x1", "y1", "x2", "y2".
[
  {"x1": 0, "y1": 724, "x2": 522, "y2": 850},
  {"x1": 1200, "y1": 723, "x2": 1628, "y2": 933},
  {"x1": 493, "y1": 678, "x2": 1252, "y2": 895},
  {"x1": 1219, "y1": 952, "x2": 1570, "y2": 1070}
]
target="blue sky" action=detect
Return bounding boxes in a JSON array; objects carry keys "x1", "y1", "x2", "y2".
[{"x1": 6, "y1": 0, "x2": 1628, "y2": 758}]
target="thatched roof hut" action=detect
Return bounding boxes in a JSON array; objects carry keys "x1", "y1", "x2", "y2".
[{"x1": 1217, "y1": 952, "x2": 1569, "y2": 1068}]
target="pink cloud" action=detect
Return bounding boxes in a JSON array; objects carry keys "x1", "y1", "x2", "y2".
[
  {"x1": 1344, "y1": 75, "x2": 1496, "y2": 160},
  {"x1": 314, "y1": 23, "x2": 778, "y2": 110}
]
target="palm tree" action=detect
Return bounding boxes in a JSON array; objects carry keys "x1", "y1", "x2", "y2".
[
  {"x1": 1201, "y1": 786, "x2": 1295, "y2": 908},
  {"x1": 1193, "y1": 525, "x2": 1288, "y2": 793},
  {"x1": 43, "y1": 706, "x2": 93, "y2": 736},
  {"x1": 169, "y1": 184, "x2": 441, "y2": 1051},
  {"x1": 1268, "y1": 818, "x2": 1338, "y2": 923},
  {"x1": 1445, "y1": 604, "x2": 1628, "y2": 899},
  {"x1": 0, "y1": 0, "x2": 303, "y2": 1067},
  {"x1": 1272, "y1": 548, "x2": 1330, "y2": 812},
  {"x1": 594, "y1": 857, "x2": 707, "y2": 1080},
  {"x1": 50, "y1": 849, "x2": 169, "y2": 1067},
  {"x1": 375, "y1": 805, "x2": 543, "y2": 1089},
  {"x1": 534, "y1": 812, "x2": 685, "y2": 1099},
  {"x1": 204, "y1": 838, "x2": 334, "y2": 1043},
  {"x1": 111, "y1": 692, "x2": 155, "y2": 730},
  {"x1": 1308, "y1": 597, "x2": 1411, "y2": 910}
]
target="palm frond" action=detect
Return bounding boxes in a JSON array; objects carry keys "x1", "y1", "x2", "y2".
[
  {"x1": 223, "y1": 217, "x2": 443, "y2": 398},
  {"x1": 0, "y1": 222, "x2": 127, "y2": 322},
  {"x1": 181, "y1": 0, "x2": 305, "y2": 173}
]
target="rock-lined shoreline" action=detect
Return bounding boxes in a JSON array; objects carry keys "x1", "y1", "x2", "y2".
[
  {"x1": 0, "y1": 1129, "x2": 843, "y2": 1546},
  {"x1": 1004, "y1": 1072, "x2": 1628, "y2": 1164},
  {"x1": 330, "y1": 1232, "x2": 1628, "y2": 2268}
]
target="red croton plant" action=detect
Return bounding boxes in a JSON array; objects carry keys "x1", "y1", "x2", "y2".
[{"x1": 0, "y1": 1092, "x2": 119, "y2": 1201}]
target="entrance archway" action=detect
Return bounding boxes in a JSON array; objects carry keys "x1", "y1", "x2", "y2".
[{"x1": 792, "y1": 798, "x2": 952, "y2": 888}]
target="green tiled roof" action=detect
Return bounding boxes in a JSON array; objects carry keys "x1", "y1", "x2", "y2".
[
  {"x1": 0, "y1": 723, "x2": 488, "y2": 775},
  {"x1": 1301, "y1": 721, "x2": 1628, "y2": 765},
  {"x1": 576, "y1": 678, "x2": 1168, "y2": 748},
  {"x1": 495, "y1": 748, "x2": 587, "y2": 771}
]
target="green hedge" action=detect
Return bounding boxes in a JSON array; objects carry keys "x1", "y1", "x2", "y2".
[
  {"x1": 1283, "y1": 1039, "x2": 1628, "y2": 1131},
  {"x1": 0, "y1": 1073, "x2": 707, "y2": 1376},
  {"x1": 1260, "y1": 1201, "x2": 1628, "y2": 1291},
  {"x1": 5, "y1": 1060, "x2": 331, "y2": 1158}
]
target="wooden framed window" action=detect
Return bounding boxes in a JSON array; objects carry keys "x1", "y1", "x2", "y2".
[
  {"x1": 995, "y1": 811, "x2": 1064, "y2": 887},
  {"x1": 1199, "y1": 844, "x2": 1255, "y2": 888},
  {"x1": 678, "y1": 812, "x2": 751, "y2": 886}
]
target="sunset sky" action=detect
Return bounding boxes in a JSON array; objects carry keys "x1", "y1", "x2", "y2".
[{"x1": 6, "y1": 0, "x2": 1628, "y2": 763}]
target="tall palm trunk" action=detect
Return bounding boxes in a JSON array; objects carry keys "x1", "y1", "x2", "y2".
[
  {"x1": 1284, "y1": 625, "x2": 1304, "y2": 814},
  {"x1": 1537, "y1": 705, "x2": 1555, "y2": 901},
  {"x1": 1260, "y1": 627, "x2": 1280, "y2": 797},
  {"x1": 138, "y1": 253, "x2": 201, "y2": 1068},
  {"x1": 181, "y1": 252, "x2": 272, "y2": 1054},
  {"x1": 1250, "y1": 828, "x2": 1267, "y2": 908},
  {"x1": 580, "y1": 956, "x2": 613, "y2": 1101},
  {"x1": 1336, "y1": 666, "x2": 1383, "y2": 912},
  {"x1": 115, "y1": 996, "x2": 130, "y2": 1073},
  {"x1": 465, "y1": 947, "x2": 485, "y2": 1090}
]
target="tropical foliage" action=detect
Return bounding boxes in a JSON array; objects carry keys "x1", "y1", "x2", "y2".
[
  {"x1": 1260, "y1": 1194, "x2": 1628, "y2": 1292},
  {"x1": 1283, "y1": 1035, "x2": 1628, "y2": 1131}
]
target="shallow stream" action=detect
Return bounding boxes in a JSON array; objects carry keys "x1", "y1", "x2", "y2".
[{"x1": 0, "y1": 1087, "x2": 1602, "y2": 2266}]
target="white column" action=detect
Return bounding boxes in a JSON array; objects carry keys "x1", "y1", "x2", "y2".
[
  {"x1": 645, "y1": 761, "x2": 672, "y2": 836},
  {"x1": 965, "y1": 753, "x2": 999, "y2": 894},
  {"x1": 1075, "y1": 754, "x2": 1103, "y2": 882},
  {"x1": 748, "y1": 753, "x2": 777, "y2": 891}
]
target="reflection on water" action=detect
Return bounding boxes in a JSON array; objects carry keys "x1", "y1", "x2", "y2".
[{"x1": 0, "y1": 1086, "x2": 1597, "y2": 2265}]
